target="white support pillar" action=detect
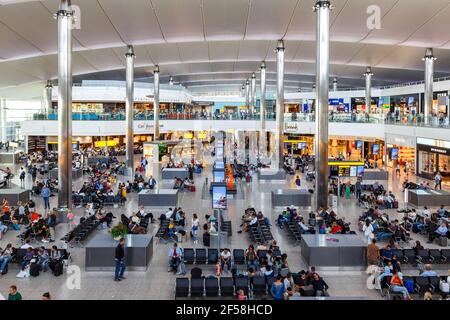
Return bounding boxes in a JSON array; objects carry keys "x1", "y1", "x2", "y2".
[
  {"x1": 314, "y1": 0, "x2": 331, "y2": 210},
  {"x1": 154, "y1": 65, "x2": 160, "y2": 141},
  {"x1": 364, "y1": 67, "x2": 373, "y2": 114},
  {"x1": 423, "y1": 48, "x2": 436, "y2": 125},
  {"x1": 259, "y1": 61, "x2": 266, "y2": 158},
  {"x1": 125, "y1": 45, "x2": 135, "y2": 170},
  {"x1": 56, "y1": 0, "x2": 73, "y2": 209},
  {"x1": 275, "y1": 40, "x2": 285, "y2": 169}
]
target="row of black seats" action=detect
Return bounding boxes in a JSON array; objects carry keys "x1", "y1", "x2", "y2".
[
  {"x1": 380, "y1": 275, "x2": 447, "y2": 299},
  {"x1": 219, "y1": 211, "x2": 232, "y2": 237},
  {"x1": 283, "y1": 221, "x2": 302, "y2": 243},
  {"x1": 387, "y1": 248, "x2": 450, "y2": 264},
  {"x1": 249, "y1": 222, "x2": 274, "y2": 243},
  {"x1": 175, "y1": 276, "x2": 275, "y2": 298},
  {"x1": 182, "y1": 248, "x2": 281, "y2": 265},
  {"x1": 72, "y1": 194, "x2": 123, "y2": 207},
  {"x1": 61, "y1": 215, "x2": 100, "y2": 246}
]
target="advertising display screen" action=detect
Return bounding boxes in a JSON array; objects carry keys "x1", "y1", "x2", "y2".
[
  {"x1": 357, "y1": 166, "x2": 365, "y2": 177},
  {"x1": 212, "y1": 185, "x2": 227, "y2": 209},
  {"x1": 355, "y1": 140, "x2": 363, "y2": 150},
  {"x1": 213, "y1": 170, "x2": 225, "y2": 183},
  {"x1": 350, "y1": 166, "x2": 357, "y2": 177},
  {"x1": 215, "y1": 161, "x2": 224, "y2": 170},
  {"x1": 338, "y1": 166, "x2": 350, "y2": 177},
  {"x1": 391, "y1": 148, "x2": 399, "y2": 160},
  {"x1": 372, "y1": 144, "x2": 380, "y2": 155},
  {"x1": 216, "y1": 145, "x2": 224, "y2": 159},
  {"x1": 298, "y1": 142, "x2": 307, "y2": 149},
  {"x1": 408, "y1": 97, "x2": 414, "y2": 106}
]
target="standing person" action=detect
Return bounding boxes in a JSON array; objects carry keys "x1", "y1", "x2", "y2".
[
  {"x1": 148, "y1": 175, "x2": 157, "y2": 189},
  {"x1": 355, "y1": 179, "x2": 362, "y2": 201},
  {"x1": 405, "y1": 161, "x2": 410, "y2": 177},
  {"x1": 395, "y1": 163, "x2": 400, "y2": 176},
  {"x1": 19, "y1": 167, "x2": 26, "y2": 188},
  {"x1": 367, "y1": 239, "x2": 380, "y2": 266},
  {"x1": 114, "y1": 237, "x2": 126, "y2": 282},
  {"x1": 41, "y1": 185, "x2": 51, "y2": 212},
  {"x1": 47, "y1": 211, "x2": 56, "y2": 243},
  {"x1": 7, "y1": 285, "x2": 22, "y2": 300},
  {"x1": 31, "y1": 165, "x2": 37, "y2": 183},
  {"x1": 270, "y1": 275, "x2": 286, "y2": 301},
  {"x1": 191, "y1": 213, "x2": 200, "y2": 245},
  {"x1": 295, "y1": 176, "x2": 301, "y2": 190},
  {"x1": 435, "y1": 172, "x2": 442, "y2": 190}
]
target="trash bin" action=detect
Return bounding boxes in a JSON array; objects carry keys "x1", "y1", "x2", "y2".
[{"x1": 54, "y1": 207, "x2": 69, "y2": 225}]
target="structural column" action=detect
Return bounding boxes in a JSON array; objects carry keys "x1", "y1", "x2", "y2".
[
  {"x1": 314, "y1": 0, "x2": 331, "y2": 210},
  {"x1": 275, "y1": 40, "x2": 285, "y2": 169},
  {"x1": 125, "y1": 45, "x2": 135, "y2": 170},
  {"x1": 250, "y1": 72, "x2": 256, "y2": 116},
  {"x1": 44, "y1": 80, "x2": 53, "y2": 116},
  {"x1": 0, "y1": 99, "x2": 6, "y2": 144},
  {"x1": 364, "y1": 67, "x2": 373, "y2": 114},
  {"x1": 245, "y1": 80, "x2": 250, "y2": 111},
  {"x1": 423, "y1": 48, "x2": 435, "y2": 124},
  {"x1": 56, "y1": 0, "x2": 73, "y2": 209},
  {"x1": 333, "y1": 78, "x2": 337, "y2": 91},
  {"x1": 259, "y1": 61, "x2": 266, "y2": 156},
  {"x1": 153, "y1": 65, "x2": 160, "y2": 141}
]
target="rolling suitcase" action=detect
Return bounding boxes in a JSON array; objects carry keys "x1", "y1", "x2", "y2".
[
  {"x1": 437, "y1": 236, "x2": 448, "y2": 247},
  {"x1": 203, "y1": 232, "x2": 210, "y2": 247},
  {"x1": 53, "y1": 261, "x2": 64, "y2": 277},
  {"x1": 392, "y1": 200, "x2": 399, "y2": 209},
  {"x1": 29, "y1": 263, "x2": 40, "y2": 277}
]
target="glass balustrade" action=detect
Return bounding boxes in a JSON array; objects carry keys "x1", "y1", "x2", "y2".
[{"x1": 28, "y1": 111, "x2": 450, "y2": 129}]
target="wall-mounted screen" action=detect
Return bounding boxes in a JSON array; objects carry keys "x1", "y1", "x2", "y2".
[
  {"x1": 372, "y1": 144, "x2": 380, "y2": 155},
  {"x1": 391, "y1": 148, "x2": 399, "y2": 160},
  {"x1": 213, "y1": 170, "x2": 225, "y2": 183},
  {"x1": 212, "y1": 185, "x2": 227, "y2": 209},
  {"x1": 355, "y1": 140, "x2": 363, "y2": 150}
]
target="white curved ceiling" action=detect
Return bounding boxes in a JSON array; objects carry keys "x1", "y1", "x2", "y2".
[{"x1": 1, "y1": 0, "x2": 450, "y2": 93}]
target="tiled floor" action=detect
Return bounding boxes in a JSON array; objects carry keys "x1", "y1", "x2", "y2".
[{"x1": 0, "y1": 156, "x2": 448, "y2": 300}]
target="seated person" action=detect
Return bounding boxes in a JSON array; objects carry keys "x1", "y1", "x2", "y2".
[
  {"x1": 0, "y1": 244, "x2": 14, "y2": 275},
  {"x1": 428, "y1": 221, "x2": 448, "y2": 243},
  {"x1": 390, "y1": 269, "x2": 411, "y2": 300},
  {"x1": 311, "y1": 273, "x2": 329, "y2": 297},
  {"x1": 220, "y1": 248, "x2": 232, "y2": 272},
  {"x1": 420, "y1": 264, "x2": 438, "y2": 277},
  {"x1": 21, "y1": 247, "x2": 34, "y2": 270},
  {"x1": 167, "y1": 243, "x2": 182, "y2": 273},
  {"x1": 37, "y1": 247, "x2": 49, "y2": 272},
  {"x1": 329, "y1": 221, "x2": 342, "y2": 234}
]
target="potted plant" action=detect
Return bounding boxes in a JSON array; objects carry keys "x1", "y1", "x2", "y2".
[{"x1": 111, "y1": 223, "x2": 127, "y2": 241}]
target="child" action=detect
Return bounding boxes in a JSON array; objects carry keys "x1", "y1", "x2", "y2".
[{"x1": 237, "y1": 289, "x2": 247, "y2": 300}]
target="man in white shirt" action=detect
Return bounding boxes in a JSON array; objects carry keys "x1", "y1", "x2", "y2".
[
  {"x1": 220, "y1": 249, "x2": 232, "y2": 272},
  {"x1": 165, "y1": 208, "x2": 174, "y2": 220},
  {"x1": 422, "y1": 207, "x2": 431, "y2": 220},
  {"x1": 249, "y1": 214, "x2": 258, "y2": 226}
]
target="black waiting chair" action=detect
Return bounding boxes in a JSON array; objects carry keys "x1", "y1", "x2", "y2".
[
  {"x1": 251, "y1": 276, "x2": 267, "y2": 296},
  {"x1": 220, "y1": 277, "x2": 234, "y2": 296},
  {"x1": 403, "y1": 249, "x2": 417, "y2": 264},
  {"x1": 190, "y1": 278, "x2": 205, "y2": 297},
  {"x1": 183, "y1": 248, "x2": 195, "y2": 264},
  {"x1": 415, "y1": 276, "x2": 431, "y2": 295},
  {"x1": 205, "y1": 277, "x2": 219, "y2": 297},
  {"x1": 208, "y1": 249, "x2": 219, "y2": 264},
  {"x1": 233, "y1": 249, "x2": 245, "y2": 265},
  {"x1": 428, "y1": 276, "x2": 441, "y2": 293},
  {"x1": 195, "y1": 248, "x2": 207, "y2": 264},
  {"x1": 441, "y1": 249, "x2": 450, "y2": 263},
  {"x1": 175, "y1": 278, "x2": 189, "y2": 298},
  {"x1": 428, "y1": 249, "x2": 442, "y2": 263},
  {"x1": 234, "y1": 277, "x2": 249, "y2": 296},
  {"x1": 391, "y1": 249, "x2": 405, "y2": 263},
  {"x1": 417, "y1": 249, "x2": 432, "y2": 264}
]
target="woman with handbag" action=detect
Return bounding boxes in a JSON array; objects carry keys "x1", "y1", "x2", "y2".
[{"x1": 191, "y1": 214, "x2": 200, "y2": 245}]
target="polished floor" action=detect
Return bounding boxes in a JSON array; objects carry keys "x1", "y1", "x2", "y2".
[{"x1": 0, "y1": 155, "x2": 448, "y2": 300}]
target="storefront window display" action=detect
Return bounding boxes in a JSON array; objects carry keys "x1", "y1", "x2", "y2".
[{"x1": 417, "y1": 137, "x2": 450, "y2": 181}]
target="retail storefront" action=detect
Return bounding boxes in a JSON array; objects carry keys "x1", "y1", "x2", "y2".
[
  {"x1": 385, "y1": 134, "x2": 416, "y2": 172},
  {"x1": 416, "y1": 137, "x2": 450, "y2": 182}
]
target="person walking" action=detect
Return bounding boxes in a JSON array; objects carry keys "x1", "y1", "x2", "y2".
[
  {"x1": 114, "y1": 237, "x2": 126, "y2": 281},
  {"x1": 41, "y1": 185, "x2": 51, "y2": 212},
  {"x1": 31, "y1": 165, "x2": 37, "y2": 183},
  {"x1": 395, "y1": 163, "x2": 400, "y2": 177},
  {"x1": 295, "y1": 176, "x2": 301, "y2": 190},
  {"x1": 191, "y1": 213, "x2": 200, "y2": 245},
  {"x1": 19, "y1": 167, "x2": 26, "y2": 188},
  {"x1": 47, "y1": 211, "x2": 56, "y2": 243},
  {"x1": 435, "y1": 171, "x2": 442, "y2": 190}
]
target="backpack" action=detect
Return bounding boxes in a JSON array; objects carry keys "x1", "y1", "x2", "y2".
[{"x1": 405, "y1": 279, "x2": 414, "y2": 293}]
